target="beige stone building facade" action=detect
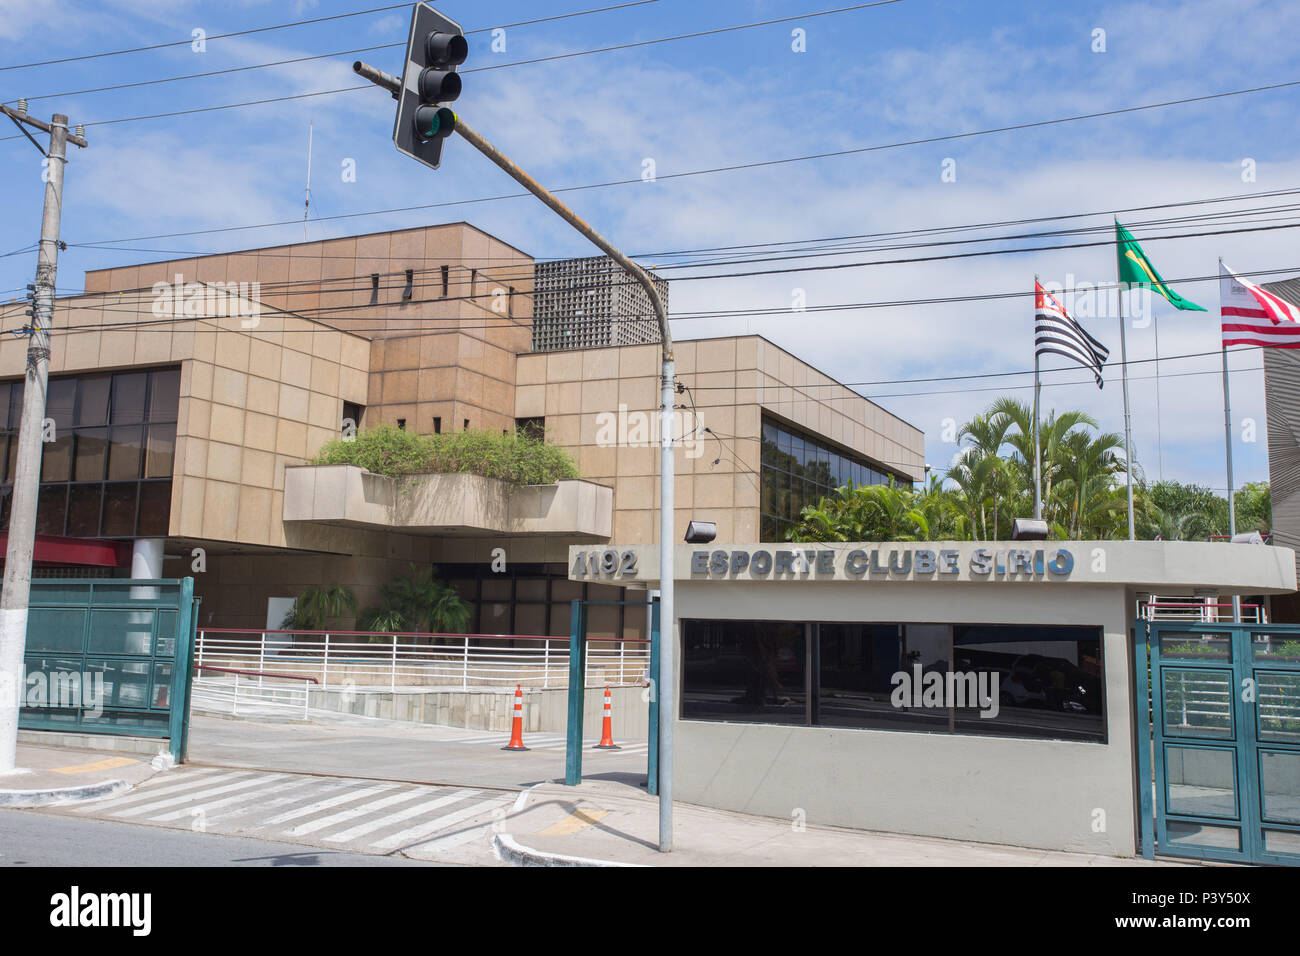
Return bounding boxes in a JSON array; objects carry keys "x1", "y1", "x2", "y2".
[{"x1": 0, "y1": 223, "x2": 924, "y2": 636}]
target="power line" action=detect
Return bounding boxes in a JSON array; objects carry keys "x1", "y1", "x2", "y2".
[
  {"x1": 9, "y1": 1, "x2": 662, "y2": 103},
  {"x1": 51, "y1": 62, "x2": 1300, "y2": 248},
  {"x1": 0, "y1": 2, "x2": 414, "y2": 73},
  {"x1": 65, "y1": 184, "x2": 1300, "y2": 265},
  {"x1": 0, "y1": 1, "x2": 898, "y2": 138}
]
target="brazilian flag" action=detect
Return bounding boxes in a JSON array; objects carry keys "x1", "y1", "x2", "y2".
[{"x1": 1115, "y1": 220, "x2": 1206, "y2": 311}]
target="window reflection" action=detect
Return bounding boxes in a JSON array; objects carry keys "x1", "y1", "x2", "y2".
[
  {"x1": 0, "y1": 368, "x2": 179, "y2": 540},
  {"x1": 759, "y1": 416, "x2": 904, "y2": 542}
]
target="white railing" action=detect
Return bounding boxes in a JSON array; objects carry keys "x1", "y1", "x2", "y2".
[
  {"x1": 1141, "y1": 599, "x2": 1268, "y2": 624},
  {"x1": 193, "y1": 629, "x2": 650, "y2": 691},
  {"x1": 191, "y1": 665, "x2": 315, "y2": 719}
]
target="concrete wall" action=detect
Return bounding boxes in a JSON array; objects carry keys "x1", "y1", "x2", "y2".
[
  {"x1": 669, "y1": 580, "x2": 1137, "y2": 855},
  {"x1": 513, "y1": 336, "x2": 927, "y2": 545},
  {"x1": 308, "y1": 684, "x2": 648, "y2": 737}
]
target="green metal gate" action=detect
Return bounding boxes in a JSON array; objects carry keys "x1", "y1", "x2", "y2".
[
  {"x1": 1138, "y1": 620, "x2": 1300, "y2": 865},
  {"x1": 19, "y1": 577, "x2": 199, "y2": 763}
]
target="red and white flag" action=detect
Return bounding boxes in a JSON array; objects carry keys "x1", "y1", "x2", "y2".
[{"x1": 1220, "y1": 261, "x2": 1300, "y2": 348}]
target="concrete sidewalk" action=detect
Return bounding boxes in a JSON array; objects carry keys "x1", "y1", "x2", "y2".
[
  {"x1": 501, "y1": 777, "x2": 1182, "y2": 867},
  {"x1": 0, "y1": 742, "x2": 163, "y2": 807}
]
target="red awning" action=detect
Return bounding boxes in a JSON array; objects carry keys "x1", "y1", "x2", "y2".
[{"x1": 0, "y1": 533, "x2": 131, "y2": 567}]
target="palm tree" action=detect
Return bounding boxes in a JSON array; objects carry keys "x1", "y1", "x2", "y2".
[
  {"x1": 280, "y1": 584, "x2": 357, "y2": 631},
  {"x1": 358, "y1": 564, "x2": 471, "y2": 637}
]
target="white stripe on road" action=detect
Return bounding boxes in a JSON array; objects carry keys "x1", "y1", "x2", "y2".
[
  {"x1": 372, "y1": 796, "x2": 513, "y2": 850},
  {"x1": 110, "y1": 773, "x2": 272, "y2": 818},
  {"x1": 323, "y1": 789, "x2": 480, "y2": 844},
  {"x1": 258, "y1": 783, "x2": 396, "y2": 827},
  {"x1": 73, "y1": 768, "x2": 231, "y2": 812},
  {"x1": 147, "y1": 776, "x2": 314, "y2": 823},
  {"x1": 288, "y1": 786, "x2": 433, "y2": 836}
]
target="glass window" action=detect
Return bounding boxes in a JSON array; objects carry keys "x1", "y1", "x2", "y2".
[
  {"x1": 67, "y1": 484, "x2": 103, "y2": 536},
  {"x1": 137, "y1": 482, "x2": 171, "y2": 537},
  {"x1": 148, "y1": 369, "x2": 181, "y2": 422},
  {"x1": 76, "y1": 376, "x2": 111, "y2": 426},
  {"x1": 102, "y1": 482, "x2": 138, "y2": 536},
  {"x1": 36, "y1": 484, "x2": 66, "y2": 535},
  {"x1": 7, "y1": 383, "x2": 22, "y2": 430},
  {"x1": 111, "y1": 373, "x2": 148, "y2": 424},
  {"x1": 0, "y1": 385, "x2": 9, "y2": 432},
  {"x1": 74, "y1": 427, "x2": 109, "y2": 481},
  {"x1": 40, "y1": 433, "x2": 73, "y2": 482},
  {"x1": 818, "y1": 623, "x2": 936, "y2": 730},
  {"x1": 144, "y1": 424, "x2": 175, "y2": 479},
  {"x1": 107, "y1": 425, "x2": 143, "y2": 480},
  {"x1": 951, "y1": 624, "x2": 1105, "y2": 742},
  {"x1": 682, "y1": 620, "x2": 806, "y2": 724},
  {"x1": 46, "y1": 378, "x2": 76, "y2": 429}
]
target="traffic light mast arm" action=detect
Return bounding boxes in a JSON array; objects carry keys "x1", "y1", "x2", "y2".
[
  {"x1": 352, "y1": 58, "x2": 670, "y2": 358},
  {"x1": 449, "y1": 116, "x2": 671, "y2": 359}
]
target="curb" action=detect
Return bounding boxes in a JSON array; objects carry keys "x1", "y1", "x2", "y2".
[
  {"x1": 492, "y1": 833, "x2": 644, "y2": 868},
  {"x1": 0, "y1": 778, "x2": 129, "y2": 808}
]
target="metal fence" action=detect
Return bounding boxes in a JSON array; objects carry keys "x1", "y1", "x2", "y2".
[
  {"x1": 193, "y1": 628, "x2": 650, "y2": 690},
  {"x1": 1141, "y1": 599, "x2": 1268, "y2": 624}
]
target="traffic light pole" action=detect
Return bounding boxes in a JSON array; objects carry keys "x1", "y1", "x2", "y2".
[
  {"x1": 0, "y1": 106, "x2": 87, "y2": 773},
  {"x1": 455, "y1": 118, "x2": 677, "y2": 852},
  {"x1": 352, "y1": 59, "x2": 677, "y2": 850}
]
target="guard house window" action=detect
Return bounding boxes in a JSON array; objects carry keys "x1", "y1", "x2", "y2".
[
  {"x1": 680, "y1": 620, "x2": 806, "y2": 724},
  {"x1": 0, "y1": 367, "x2": 179, "y2": 540},
  {"x1": 682, "y1": 619, "x2": 1105, "y2": 743},
  {"x1": 760, "y1": 416, "x2": 903, "y2": 542}
]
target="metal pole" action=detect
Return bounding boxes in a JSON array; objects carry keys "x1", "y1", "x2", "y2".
[
  {"x1": 380, "y1": 91, "x2": 679, "y2": 850},
  {"x1": 1221, "y1": 340, "x2": 1242, "y2": 623},
  {"x1": 1117, "y1": 290, "x2": 1136, "y2": 540},
  {"x1": 1032, "y1": 295, "x2": 1042, "y2": 521},
  {"x1": 0, "y1": 111, "x2": 83, "y2": 772}
]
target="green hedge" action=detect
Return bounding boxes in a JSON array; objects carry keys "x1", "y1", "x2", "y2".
[{"x1": 311, "y1": 425, "x2": 579, "y2": 484}]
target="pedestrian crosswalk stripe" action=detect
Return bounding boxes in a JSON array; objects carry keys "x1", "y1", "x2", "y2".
[
  {"x1": 288, "y1": 786, "x2": 434, "y2": 837},
  {"x1": 148, "y1": 776, "x2": 314, "y2": 823},
  {"x1": 73, "y1": 768, "x2": 229, "y2": 812},
  {"x1": 258, "y1": 783, "x2": 396, "y2": 827},
  {"x1": 323, "y1": 788, "x2": 481, "y2": 844},
  {"x1": 372, "y1": 796, "x2": 513, "y2": 850},
  {"x1": 204, "y1": 778, "x2": 357, "y2": 825},
  {"x1": 111, "y1": 773, "x2": 271, "y2": 818}
]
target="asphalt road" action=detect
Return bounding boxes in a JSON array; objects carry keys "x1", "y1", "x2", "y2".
[
  {"x1": 186, "y1": 712, "x2": 649, "y2": 789},
  {"x1": 0, "y1": 808, "x2": 441, "y2": 866}
]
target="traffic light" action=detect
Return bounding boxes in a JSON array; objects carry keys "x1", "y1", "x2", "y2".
[{"x1": 393, "y1": 3, "x2": 466, "y2": 170}]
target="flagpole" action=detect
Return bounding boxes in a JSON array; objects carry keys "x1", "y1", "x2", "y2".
[
  {"x1": 1118, "y1": 287, "x2": 1136, "y2": 539},
  {"x1": 1033, "y1": 276, "x2": 1042, "y2": 520},
  {"x1": 1153, "y1": 308, "x2": 1164, "y2": 481},
  {"x1": 1218, "y1": 257, "x2": 1241, "y2": 623}
]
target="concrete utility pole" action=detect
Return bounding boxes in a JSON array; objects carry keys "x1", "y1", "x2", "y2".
[
  {"x1": 355, "y1": 55, "x2": 678, "y2": 849},
  {"x1": 0, "y1": 104, "x2": 88, "y2": 772}
]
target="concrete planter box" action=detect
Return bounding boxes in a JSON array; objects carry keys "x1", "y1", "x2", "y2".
[{"x1": 283, "y1": 464, "x2": 612, "y2": 538}]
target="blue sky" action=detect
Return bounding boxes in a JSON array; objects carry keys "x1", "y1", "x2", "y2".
[{"x1": 2, "y1": 0, "x2": 1298, "y2": 491}]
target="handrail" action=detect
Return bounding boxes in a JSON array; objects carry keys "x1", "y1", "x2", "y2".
[
  {"x1": 199, "y1": 628, "x2": 650, "y2": 643},
  {"x1": 195, "y1": 664, "x2": 319, "y2": 684}
]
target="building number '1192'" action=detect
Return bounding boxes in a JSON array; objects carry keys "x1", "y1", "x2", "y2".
[{"x1": 573, "y1": 550, "x2": 637, "y2": 577}]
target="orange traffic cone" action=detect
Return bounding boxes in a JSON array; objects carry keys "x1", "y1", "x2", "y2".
[
  {"x1": 502, "y1": 684, "x2": 530, "y2": 751},
  {"x1": 594, "y1": 686, "x2": 620, "y2": 750}
]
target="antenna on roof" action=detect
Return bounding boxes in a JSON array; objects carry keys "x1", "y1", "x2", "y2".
[{"x1": 303, "y1": 121, "x2": 313, "y2": 239}]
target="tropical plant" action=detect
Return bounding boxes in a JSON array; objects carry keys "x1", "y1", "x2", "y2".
[
  {"x1": 280, "y1": 584, "x2": 357, "y2": 631},
  {"x1": 357, "y1": 563, "x2": 471, "y2": 637},
  {"x1": 784, "y1": 396, "x2": 1265, "y2": 544},
  {"x1": 312, "y1": 425, "x2": 579, "y2": 484}
]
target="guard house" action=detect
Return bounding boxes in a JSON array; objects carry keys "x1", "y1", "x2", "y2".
[{"x1": 569, "y1": 540, "x2": 1300, "y2": 862}]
